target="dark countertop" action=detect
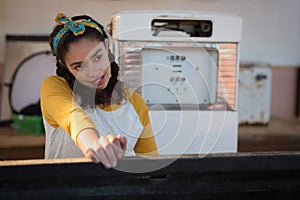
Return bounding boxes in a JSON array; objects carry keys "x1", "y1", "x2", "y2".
[{"x1": 1, "y1": 152, "x2": 300, "y2": 199}]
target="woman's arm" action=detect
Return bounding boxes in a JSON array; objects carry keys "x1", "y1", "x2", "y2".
[
  {"x1": 41, "y1": 76, "x2": 127, "y2": 167},
  {"x1": 128, "y1": 91, "x2": 159, "y2": 155},
  {"x1": 134, "y1": 124, "x2": 158, "y2": 155}
]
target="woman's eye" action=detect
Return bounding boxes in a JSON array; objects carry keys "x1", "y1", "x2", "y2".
[
  {"x1": 94, "y1": 55, "x2": 102, "y2": 62},
  {"x1": 74, "y1": 65, "x2": 82, "y2": 71}
]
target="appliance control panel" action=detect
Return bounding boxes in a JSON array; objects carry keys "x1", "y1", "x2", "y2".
[{"x1": 141, "y1": 47, "x2": 218, "y2": 105}]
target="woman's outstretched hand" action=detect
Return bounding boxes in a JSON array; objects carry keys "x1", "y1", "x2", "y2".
[
  {"x1": 77, "y1": 129, "x2": 127, "y2": 168},
  {"x1": 88, "y1": 134, "x2": 127, "y2": 168}
]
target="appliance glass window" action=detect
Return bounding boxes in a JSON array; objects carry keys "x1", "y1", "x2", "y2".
[{"x1": 151, "y1": 19, "x2": 213, "y2": 38}]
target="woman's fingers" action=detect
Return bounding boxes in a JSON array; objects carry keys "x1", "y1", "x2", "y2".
[
  {"x1": 98, "y1": 148, "x2": 113, "y2": 169},
  {"x1": 85, "y1": 148, "x2": 100, "y2": 163},
  {"x1": 89, "y1": 135, "x2": 127, "y2": 168},
  {"x1": 117, "y1": 135, "x2": 127, "y2": 157},
  {"x1": 107, "y1": 134, "x2": 124, "y2": 159},
  {"x1": 117, "y1": 135, "x2": 127, "y2": 150},
  {"x1": 98, "y1": 136, "x2": 119, "y2": 168},
  {"x1": 91, "y1": 140, "x2": 112, "y2": 168}
]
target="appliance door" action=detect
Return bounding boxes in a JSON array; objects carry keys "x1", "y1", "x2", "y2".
[{"x1": 150, "y1": 110, "x2": 238, "y2": 155}]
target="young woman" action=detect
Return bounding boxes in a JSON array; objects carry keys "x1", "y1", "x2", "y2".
[{"x1": 41, "y1": 13, "x2": 158, "y2": 168}]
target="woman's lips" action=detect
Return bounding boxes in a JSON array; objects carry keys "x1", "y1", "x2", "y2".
[{"x1": 96, "y1": 75, "x2": 105, "y2": 86}]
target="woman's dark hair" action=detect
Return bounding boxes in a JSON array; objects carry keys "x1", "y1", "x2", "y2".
[{"x1": 49, "y1": 15, "x2": 126, "y2": 107}]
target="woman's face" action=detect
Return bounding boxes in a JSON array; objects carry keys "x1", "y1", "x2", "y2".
[{"x1": 64, "y1": 38, "x2": 111, "y2": 89}]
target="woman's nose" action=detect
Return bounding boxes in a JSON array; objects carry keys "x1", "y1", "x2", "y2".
[{"x1": 87, "y1": 64, "x2": 102, "y2": 78}]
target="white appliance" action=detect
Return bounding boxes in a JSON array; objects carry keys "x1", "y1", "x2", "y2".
[
  {"x1": 238, "y1": 62, "x2": 272, "y2": 125},
  {"x1": 109, "y1": 10, "x2": 242, "y2": 155}
]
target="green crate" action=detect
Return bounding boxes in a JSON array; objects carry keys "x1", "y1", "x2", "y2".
[{"x1": 12, "y1": 114, "x2": 44, "y2": 135}]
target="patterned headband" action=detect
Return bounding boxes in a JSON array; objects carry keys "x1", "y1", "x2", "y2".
[{"x1": 52, "y1": 13, "x2": 104, "y2": 55}]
